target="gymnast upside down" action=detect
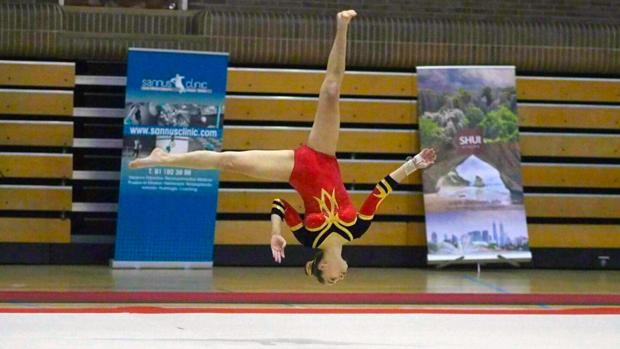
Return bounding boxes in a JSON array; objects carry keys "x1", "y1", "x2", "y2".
[{"x1": 129, "y1": 9, "x2": 437, "y2": 285}]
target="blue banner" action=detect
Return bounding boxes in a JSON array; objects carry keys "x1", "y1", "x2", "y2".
[{"x1": 113, "y1": 48, "x2": 228, "y2": 267}]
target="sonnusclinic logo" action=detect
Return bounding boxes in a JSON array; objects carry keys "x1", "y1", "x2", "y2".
[{"x1": 141, "y1": 74, "x2": 212, "y2": 94}]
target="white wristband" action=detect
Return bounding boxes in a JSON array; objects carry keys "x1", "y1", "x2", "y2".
[{"x1": 404, "y1": 157, "x2": 418, "y2": 175}]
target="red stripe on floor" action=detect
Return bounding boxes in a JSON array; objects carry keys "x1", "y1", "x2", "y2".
[
  {"x1": 1, "y1": 306, "x2": 619, "y2": 315},
  {"x1": 0, "y1": 291, "x2": 619, "y2": 305}
]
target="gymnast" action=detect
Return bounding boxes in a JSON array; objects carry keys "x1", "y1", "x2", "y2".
[{"x1": 129, "y1": 9, "x2": 437, "y2": 284}]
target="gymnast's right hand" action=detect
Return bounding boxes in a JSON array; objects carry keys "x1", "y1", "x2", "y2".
[{"x1": 271, "y1": 234, "x2": 287, "y2": 263}]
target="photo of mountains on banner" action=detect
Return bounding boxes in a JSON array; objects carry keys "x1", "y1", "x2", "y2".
[{"x1": 419, "y1": 67, "x2": 522, "y2": 209}]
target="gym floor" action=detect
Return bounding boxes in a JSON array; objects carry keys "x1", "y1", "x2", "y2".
[{"x1": 1, "y1": 266, "x2": 619, "y2": 348}]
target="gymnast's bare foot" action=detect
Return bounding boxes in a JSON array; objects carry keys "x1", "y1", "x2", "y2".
[
  {"x1": 128, "y1": 148, "x2": 168, "y2": 169},
  {"x1": 337, "y1": 9, "x2": 357, "y2": 27}
]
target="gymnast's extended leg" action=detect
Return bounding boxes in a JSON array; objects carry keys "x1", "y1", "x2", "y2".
[
  {"x1": 128, "y1": 148, "x2": 294, "y2": 182},
  {"x1": 306, "y1": 9, "x2": 357, "y2": 156}
]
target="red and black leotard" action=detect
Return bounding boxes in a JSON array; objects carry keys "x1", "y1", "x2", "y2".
[{"x1": 271, "y1": 144, "x2": 398, "y2": 249}]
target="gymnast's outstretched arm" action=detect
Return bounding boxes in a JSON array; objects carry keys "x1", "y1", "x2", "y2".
[
  {"x1": 389, "y1": 148, "x2": 437, "y2": 183},
  {"x1": 271, "y1": 197, "x2": 318, "y2": 263},
  {"x1": 358, "y1": 148, "x2": 437, "y2": 222},
  {"x1": 270, "y1": 211, "x2": 287, "y2": 264}
]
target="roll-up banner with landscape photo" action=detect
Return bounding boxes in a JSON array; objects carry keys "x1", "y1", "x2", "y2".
[{"x1": 417, "y1": 66, "x2": 531, "y2": 265}]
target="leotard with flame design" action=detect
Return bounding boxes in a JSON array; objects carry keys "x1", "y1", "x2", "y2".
[{"x1": 271, "y1": 144, "x2": 398, "y2": 248}]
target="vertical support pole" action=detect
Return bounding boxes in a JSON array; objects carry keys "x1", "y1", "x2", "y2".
[
  {"x1": 216, "y1": 106, "x2": 221, "y2": 129},
  {"x1": 350, "y1": 153, "x2": 356, "y2": 191}
]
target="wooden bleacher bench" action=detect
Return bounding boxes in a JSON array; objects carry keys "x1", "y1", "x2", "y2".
[
  {"x1": 221, "y1": 127, "x2": 620, "y2": 158},
  {"x1": 221, "y1": 161, "x2": 620, "y2": 188},
  {"x1": 0, "y1": 153, "x2": 72, "y2": 179},
  {"x1": 0, "y1": 89, "x2": 73, "y2": 116},
  {"x1": 0, "y1": 61, "x2": 75, "y2": 88},
  {"x1": 226, "y1": 95, "x2": 620, "y2": 130},
  {"x1": 0, "y1": 120, "x2": 74, "y2": 147},
  {"x1": 0, "y1": 185, "x2": 72, "y2": 211},
  {"x1": 215, "y1": 220, "x2": 620, "y2": 250},
  {"x1": 0, "y1": 218, "x2": 70, "y2": 243},
  {"x1": 227, "y1": 68, "x2": 620, "y2": 102}
]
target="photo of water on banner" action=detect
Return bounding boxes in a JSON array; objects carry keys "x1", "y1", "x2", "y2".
[{"x1": 417, "y1": 66, "x2": 530, "y2": 269}]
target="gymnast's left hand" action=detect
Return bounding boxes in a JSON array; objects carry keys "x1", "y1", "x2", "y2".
[
  {"x1": 271, "y1": 234, "x2": 287, "y2": 263},
  {"x1": 413, "y1": 148, "x2": 437, "y2": 169}
]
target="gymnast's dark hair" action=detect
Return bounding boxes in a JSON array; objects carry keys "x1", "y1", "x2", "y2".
[{"x1": 306, "y1": 250, "x2": 325, "y2": 284}]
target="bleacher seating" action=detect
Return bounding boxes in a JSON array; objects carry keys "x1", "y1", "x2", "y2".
[{"x1": 1, "y1": 61, "x2": 619, "y2": 267}]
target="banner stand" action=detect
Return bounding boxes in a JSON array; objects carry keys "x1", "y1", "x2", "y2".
[
  {"x1": 497, "y1": 254, "x2": 522, "y2": 267},
  {"x1": 435, "y1": 255, "x2": 524, "y2": 277},
  {"x1": 112, "y1": 48, "x2": 228, "y2": 269},
  {"x1": 434, "y1": 256, "x2": 465, "y2": 269},
  {"x1": 418, "y1": 66, "x2": 531, "y2": 267}
]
